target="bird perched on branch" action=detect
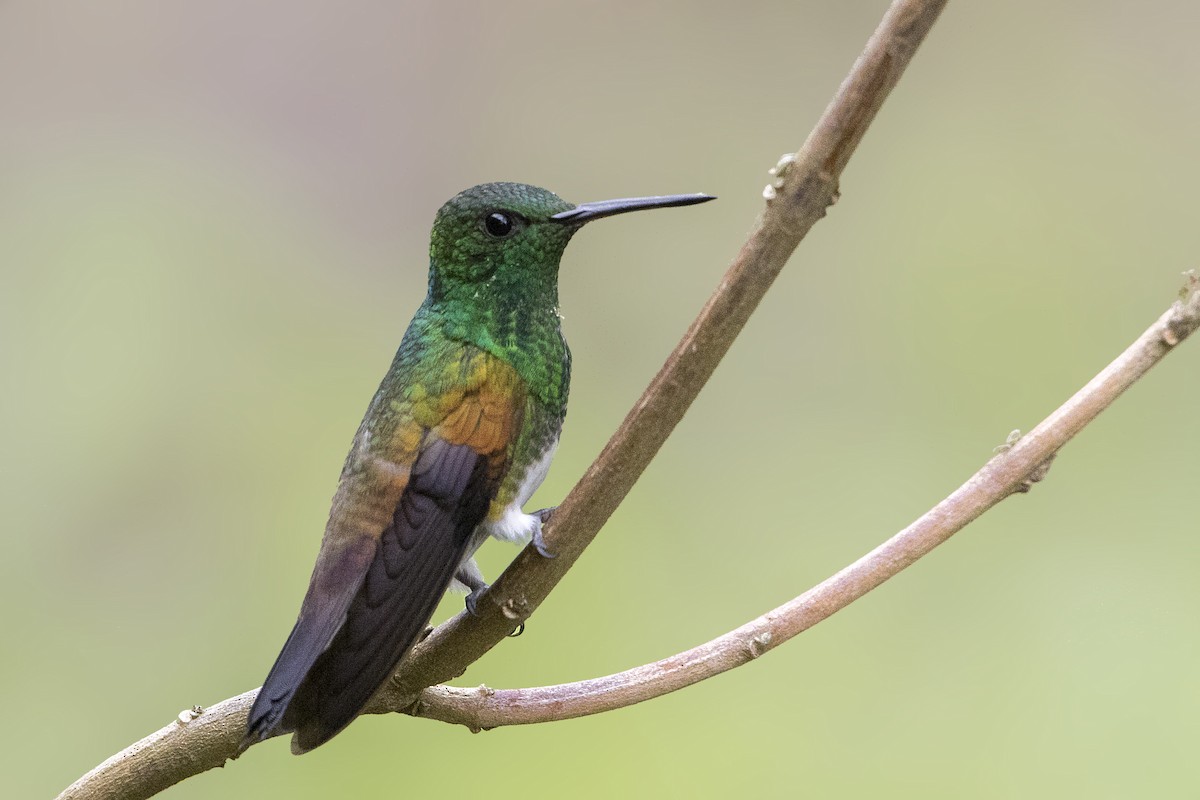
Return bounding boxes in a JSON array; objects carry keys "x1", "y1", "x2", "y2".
[{"x1": 242, "y1": 182, "x2": 714, "y2": 752}]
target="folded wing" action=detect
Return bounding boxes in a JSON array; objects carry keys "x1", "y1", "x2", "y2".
[{"x1": 243, "y1": 349, "x2": 524, "y2": 752}]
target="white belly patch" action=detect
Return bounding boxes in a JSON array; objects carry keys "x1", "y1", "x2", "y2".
[{"x1": 484, "y1": 441, "x2": 558, "y2": 544}]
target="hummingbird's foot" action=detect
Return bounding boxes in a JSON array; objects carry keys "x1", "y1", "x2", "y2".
[
  {"x1": 464, "y1": 585, "x2": 490, "y2": 617},
  {"x1": 530, "y1": 507, "x2": 558, "y2": 559},
  {"x1": 455, "y1": 563, "x2": 490, "y2": 616}
]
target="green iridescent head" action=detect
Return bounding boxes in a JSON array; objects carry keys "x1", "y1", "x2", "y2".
[
  {"x1": 426, "y1": 182, "x2": 715, "y2": 305},
  {"x1": 428, "y1": 183, "x2": 574, "y2": 299}
]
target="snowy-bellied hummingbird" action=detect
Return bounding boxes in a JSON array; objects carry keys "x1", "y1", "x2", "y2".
[{"x1": 243, "y1": 182, "x2": 715, "y2": 753}]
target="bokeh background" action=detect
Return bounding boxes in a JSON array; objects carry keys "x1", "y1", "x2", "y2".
[{"x1": 4, "y1": 1, "x2": 1199, "y2": 797}]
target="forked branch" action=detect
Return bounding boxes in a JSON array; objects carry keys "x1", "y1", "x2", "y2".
[{"x1": 54, "y1": 2, "x2": 1046, "y2": 797}]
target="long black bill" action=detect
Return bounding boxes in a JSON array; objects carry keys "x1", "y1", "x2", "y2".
[{"x1": 551, "y1": 193, "x2": 715, "y2": 224}]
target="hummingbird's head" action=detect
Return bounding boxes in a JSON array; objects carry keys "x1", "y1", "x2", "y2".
[
  {"x1": 428, "y1": 182, "x2": 574, "y2": 298},
  {"x1": 427, "y1": 182, "x2": 715, "y2": 305}
]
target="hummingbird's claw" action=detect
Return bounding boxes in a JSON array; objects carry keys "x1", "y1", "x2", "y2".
[
  {"x1": 531, "y1": 507, "x2": 558, "y2": 559},
  {"x1": 464, "y1": 586, "x2": 490, "y2": 617}
]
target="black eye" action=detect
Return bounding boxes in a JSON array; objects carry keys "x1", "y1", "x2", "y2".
[{"x1": 484, "y1": 212, "x2": 514, "y2": 238}]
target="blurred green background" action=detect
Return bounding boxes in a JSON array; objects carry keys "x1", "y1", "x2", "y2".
[{"x1": 4, "y1": 1, "x2": 1199, "y2": 797}]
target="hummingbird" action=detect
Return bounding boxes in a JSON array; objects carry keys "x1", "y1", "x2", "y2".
[{"x1": 242, "y1": 182, "x2": 715, "y2": 753}]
